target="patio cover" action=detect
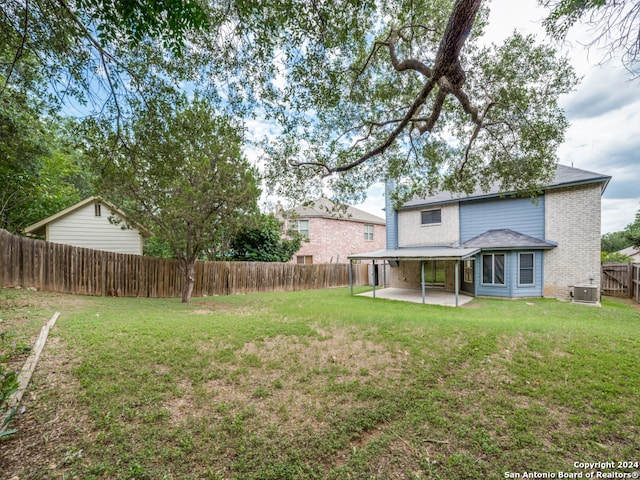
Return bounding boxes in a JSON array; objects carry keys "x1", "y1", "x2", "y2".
[
  {"x1": 347, "y1": 246, "x2": 481, "y2": 307},
  {"x1": 348, "y1": 246, "x2": 481, "y2": 261}
]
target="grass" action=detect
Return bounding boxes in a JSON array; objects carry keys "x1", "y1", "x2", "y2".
[{"x1": 1, "y1": 287, "x2": 639, "y2": 479}]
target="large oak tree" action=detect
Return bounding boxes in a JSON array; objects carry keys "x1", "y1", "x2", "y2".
[{"x1": 258, "y1": 0, "x2": 577, "y2": 205}]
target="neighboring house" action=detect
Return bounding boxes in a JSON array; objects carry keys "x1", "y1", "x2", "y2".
[
  {"x1": 280, "y1": 197, "x2": 386, "y2": 264},
  {"x1": 24, "y1": 196, "x2": 145, "y2": 255},
  {"x1": 617, "y1": 246, "x2": 640, "y2": 262},
  {"x1": 350, "y1": 165, "x2": 611, "y2": 301}
]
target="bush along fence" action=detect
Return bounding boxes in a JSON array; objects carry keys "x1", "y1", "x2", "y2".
[{"x1": 0, "y1": 229, "x2": 369, "y2": 298}]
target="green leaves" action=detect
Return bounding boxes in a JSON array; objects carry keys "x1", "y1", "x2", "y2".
[
  {"x1": 230, "y1": 214, "x2": 304, "y2": 262},
  {"x1": 263, "y1": 3, "x2": 578, "y2": 206},
  {"x1": 86, "y1": 96, "x2": 261, "y2": 300},
  {"x1": 624, "y1": 210, "x2": 640, "y2": 249},
  {"x1": 0, "y1": 92, "x2": 87, "y2": 234}
]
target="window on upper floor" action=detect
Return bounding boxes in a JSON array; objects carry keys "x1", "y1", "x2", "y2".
[
  {"x1": 94, "y1": 203, "x2": 101, "y2": 217},
  {"x1": 364, "y1": 224, "x2": 374, "y2": 241},
  {"x1": 482, "y1": 254, "x2": 505, "y2": 286},
  {"x1": 421, "y1": 208, "x2": 441, "y2": 225},
  {"x1": 290, "y1": 219, "x2": 309, "y2": 238}
]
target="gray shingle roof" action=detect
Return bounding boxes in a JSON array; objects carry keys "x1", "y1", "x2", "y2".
[
  {"x1": 460, "y1": 229, "x2": 558, "y2": 249},
  {"x1": 289, "y1": 197, "x2": 385, "y2": 225},
  {"x1": 402, "y1": 164, "x2": 611, "y2": 209}
]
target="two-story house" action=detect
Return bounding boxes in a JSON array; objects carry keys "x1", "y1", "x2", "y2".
[
  {"x1": 349, "y1": 165, "x2": 610, "y2": 302},
  {"x1": 281, "y1": 197, "x2": 386, "y2": 264}
]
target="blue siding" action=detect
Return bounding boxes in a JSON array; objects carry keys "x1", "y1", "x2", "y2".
[
  {"x1": 474, "y1": 251, "x2": 543, "y2": 298},
  {"x1": 385, "y1": 180, "x2": 399, "y2": 249},
  {"x1": 459, "y1": 196, "x2": 545, "y2": 243}
]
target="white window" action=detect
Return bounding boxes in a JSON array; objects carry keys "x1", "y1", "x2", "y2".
[
  {"x1": 421, "y1": 209, "x2": 441, "y2": 225},
  {"x1": 296, "y1": 255, "x2": 313, "y2": 265},
  {"x1": 464, "y1": 260, "x2": 473, "y2": 283},
  {"x1": 290, "y1": 219, "x2": 309, "y2": 238},
  {"x1": 94, "y1": 203, "x2": 101, "y2": 217},
  {"x1": 482, "y1": 254, "x2": 505, "y2": 286},
  {"x1": 364, "y1": 224, "x2": 374, "y2": 241},
  {"x1": 519, "y1": 253, "x2": 535, "y2": 286}
]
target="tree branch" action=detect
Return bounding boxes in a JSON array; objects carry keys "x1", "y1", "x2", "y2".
[
  {"x1": 458, "y1": 101, "x2": 496, "y2": 177},
  {"x1": 0, "y1": 0, "x2": 29, "y2": 97},
  {"x1": 387, "y1": 29, "x2": 432, "y2": 77},
  {"x1": 415, "y1": 87, "x2": 447, "y2": 134},
  {"x1": 330, "y1": 77, "x2": 438, "y2": 173},
  {"x1": 327, "y1": 0, "x2": 483, "y2": 175}
]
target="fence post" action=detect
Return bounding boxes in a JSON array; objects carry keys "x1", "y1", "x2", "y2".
[{"x1": 631, "y1": 263, "x2": 640, "y2": 303}]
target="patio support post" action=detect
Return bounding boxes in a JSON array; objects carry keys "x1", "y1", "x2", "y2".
[
  {"x1": 383, "y1": 261, "x2": 387, "y2": 287},
  {"x1": 372, "y1": 260, "x2": 376, "y2": 298},
  {"x1": 349, "y1": 260, "x2": 353, "y2": 295},
  {"x1": 421, "y1": 260, "x2": 426, "y2": 304},
  {"x1": 455, "y1": 260, "x2": 460, "y2": 307}
]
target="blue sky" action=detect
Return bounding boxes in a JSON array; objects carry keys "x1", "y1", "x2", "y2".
[{"x1": 350, "y1": 0, "x2": 640, "y2": 234}]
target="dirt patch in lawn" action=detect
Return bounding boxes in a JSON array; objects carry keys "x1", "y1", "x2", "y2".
[
  {"x1": 0, "y1": 333, "x2": 92, "y2": 479},
  {"x1": 162, "y1": 327, "x2": 410, "y2": 437}
]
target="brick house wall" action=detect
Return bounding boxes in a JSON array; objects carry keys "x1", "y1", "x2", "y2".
[
  {"x1": 397, "y1": 202, "x2": 460, "y2": 247},
  {"x1": 544, "y1": 183, "x2": 602, "y2": 299},
  {"x1": 291, "y1": 217, "x2": 385, "y2": 264}
]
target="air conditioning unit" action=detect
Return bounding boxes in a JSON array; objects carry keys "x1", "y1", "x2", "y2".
[{"x1": 573, "y1": 285, "x2": 599, "y2": 303}]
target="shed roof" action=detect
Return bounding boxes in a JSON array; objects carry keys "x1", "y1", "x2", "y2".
[
  {"x1": 24, "y1": 196, "x2": 147, "y2": 237},
  {"x1": 402, "y1": 164, "x2": 611, "y2": 209},
  {"x1": 618, "y1": 246, "x2": 640, "y2": 257}
]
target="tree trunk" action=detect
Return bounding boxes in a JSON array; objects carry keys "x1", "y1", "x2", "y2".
[
  {"x1": 181, "y1": 258, "x2": 196, "y2": 303},
  {"x1": 433, "y1": 0, "x2": 483, "y2": 85}
]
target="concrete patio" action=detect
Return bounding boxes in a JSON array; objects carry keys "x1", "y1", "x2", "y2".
[{"x1": 357, "y1": 287, "x2": 474, "y2": 307}]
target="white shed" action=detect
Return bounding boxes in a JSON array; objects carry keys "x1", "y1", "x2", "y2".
[{"x1": 24, "y1": 197, "x2": 145, "y2": 255}]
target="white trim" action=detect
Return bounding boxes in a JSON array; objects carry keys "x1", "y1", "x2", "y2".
[
  {"x1": 518, "y1": 252, "x2": 535, "y2": 286},
  {"x1": 481, "y1": 253, "x2": 506, "y2": 286}
]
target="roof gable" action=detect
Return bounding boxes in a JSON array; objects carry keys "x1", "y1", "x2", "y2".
[
  {"x1": 24, "y1": 197, "x2": 144, "y2": 236},
  {"x1": 289, "y1": 197, "x2": 385, "y2": 225}
]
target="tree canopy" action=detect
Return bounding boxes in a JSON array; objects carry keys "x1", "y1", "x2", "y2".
[
  {"x1": 542, "y1": 0, "x2": 640, "y2": 76},
  {"x1": 2, "y1": 0, "x2": 589, "y2": 214},
  {"x1": 0, "y1": 94, "x2": 90, "y2": 234},
  {"x1": 601, "y1": 208, "x2": 640, "y2": 258},
  {"x1": 260, "y1": 0, "x2": 578, "y2": 206},
  {"x1": 625, "y1": 209, "x2": 640, "y2": 249}
]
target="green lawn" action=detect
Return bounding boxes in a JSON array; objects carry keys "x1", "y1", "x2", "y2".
[{"x1": 1, "y1": 287, "x2": 639, "y2": 479}]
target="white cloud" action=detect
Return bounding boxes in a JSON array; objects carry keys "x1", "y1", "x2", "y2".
[{"x1": 602, "y1": 198, "x2": 640, "y2": 234}]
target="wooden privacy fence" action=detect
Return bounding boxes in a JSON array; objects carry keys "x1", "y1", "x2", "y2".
[
  {"x1": 633, "y1": 263, "x2": 640, "y2": 304},
  {"x1": 0, "y1": 229, "x2": 368, "y2": 298},
  {"x1": 601, "y1": 262, "x2": 640, "y2": 303}
]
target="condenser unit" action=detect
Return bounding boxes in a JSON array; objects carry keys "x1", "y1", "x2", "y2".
[{"x1": 573, "y1": 285, "x2": 599, "y2": 303}]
